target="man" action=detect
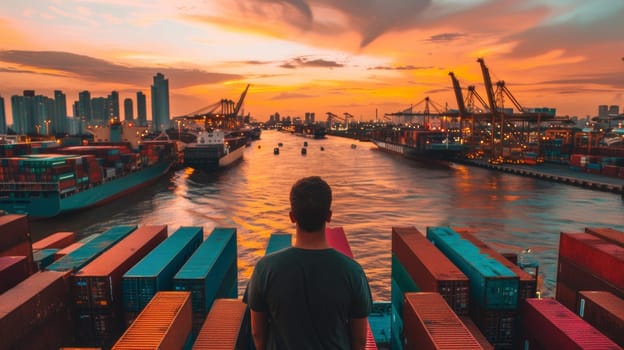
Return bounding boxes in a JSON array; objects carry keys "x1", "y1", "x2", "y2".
[{"x1": 247, "y1": 176, "x2": 373, "y2": 350}]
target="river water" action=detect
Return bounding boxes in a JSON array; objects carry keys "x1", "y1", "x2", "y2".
[{"x1": 30, "y1": 130, "x2": 624, "y2": 301}]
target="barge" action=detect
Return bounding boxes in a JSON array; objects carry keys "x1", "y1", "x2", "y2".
[{"x1": 182, "y1": 130, "x2": 247, "y2": 171}]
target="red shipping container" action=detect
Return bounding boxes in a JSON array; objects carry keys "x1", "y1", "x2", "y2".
[
  {"x1": 1, "y1": 240, "x2": 35, "y2": 274},
  {"x1": 54, "y1": 242, "x2": 84, "y2": 260},
  {"x1": 559, "y1": 232, "x2": 624, "y2": 290},
  {"x1": 0, "y1": 214, "x2": 31, "y2": 251},
  {"x1": 470, "y1": 303, "x2": 517, "y2": 348},
  {"x1": 193, "y1": 298, "x2": 250, "y2": 350},
  {"x1": 402, "y1": 292, "x2": 484, "y2": 350},
  {"x1": 557, "y1": 257, "x2": 623, "y2": 300},
  {"x1": 585, "y1": 227, "x2": 624, "y2": 247},
  {"x1": 454, "y1": 227, "x2": 537, "y2": 301},
  {"x1": 0, "y1": 270, "x2": 72, "y2": 349},
  {"x1": 392, "y1": 226, "x2": 470, "y2": 315},
  {"x1": 32, "y1": 231, "x2": 76, "y2": 251},
  {"x1": 577, "y1": 291, "x2": 624, "y2": 347},
  {"x1": 113, "y1": 291, "x2": 192, "y2": 350},
  {"x1": 556, "y1": 281, "x2": 578, "y2": 311},
  {"x1": 13, "y1": 306, "x2": 74, "y2": 350},
  {"x1": 459, "y1": 315, "x2": 494, "y2": 350},
  {"x1": 520, "y1": 298, "x2": 621, "y2": 350},
  {"x1": 0, "y1": 256, "x2": 30, "y2": 294}
]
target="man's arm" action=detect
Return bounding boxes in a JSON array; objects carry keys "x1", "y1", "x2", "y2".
[
  {"x1": 250, "y1": 309, "x2": 268, "y2": 350},
  {"x1": 350, "y1": 317, "x2": 369, "y2": 350}
]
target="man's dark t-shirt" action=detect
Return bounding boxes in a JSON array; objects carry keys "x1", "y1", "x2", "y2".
[{"x1": 247, "y1": 247, "x2": 373, "y2": 350}]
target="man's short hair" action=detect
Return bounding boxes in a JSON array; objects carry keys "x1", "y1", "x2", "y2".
[{"x1": 290, "y1": 176, "x2": 332, "y2": 232}]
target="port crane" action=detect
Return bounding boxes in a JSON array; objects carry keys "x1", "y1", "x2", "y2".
[{"x1": 326, "y1": 112, "x2": 354, "y2": 130}]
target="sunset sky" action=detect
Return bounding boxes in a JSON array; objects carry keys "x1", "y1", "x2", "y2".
[{"x1": 1, "y1": 0, "x2": 623, "y2": 124}]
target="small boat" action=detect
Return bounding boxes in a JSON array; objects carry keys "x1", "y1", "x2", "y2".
[
  {"x1": 182, "y1": 129, "x2": 247, "y2": 171},
  {"x1": 301, "y1": 147, "x2": 307, "y2": 155},
  {"x1": 278, "y1": 142, "x2": 283, "y2": 147},
  {"x1": 273, "y1": 147, "x2": 279, "y2": 155},
  {"x1": 320, "y1": 146, "x2": 325, "y2": 151},
  {"x1": 351, "y1": 144, "x2": 357, "y2": 149},
  {"x1": 304, "y1": 141, "x2": 308, "y2": 147}
]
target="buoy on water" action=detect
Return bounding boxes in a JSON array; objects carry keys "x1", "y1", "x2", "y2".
[
  {"x1": 274, "y1": 147, "x2": 279, "y2": 155},
  {"x1": 301, "y1": 147, "x2": 307, "y2": 155}
]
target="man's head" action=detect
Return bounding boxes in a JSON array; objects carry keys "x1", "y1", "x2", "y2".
[{"x1": 289, "y1": 176, "x2": 332, "y2": 232}]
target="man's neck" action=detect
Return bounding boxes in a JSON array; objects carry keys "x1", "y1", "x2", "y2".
[{"x1": 293, "y1": 229, "x2": 330, "y2": 250}]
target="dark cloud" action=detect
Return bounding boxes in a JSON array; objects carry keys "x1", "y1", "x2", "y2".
[
  {"x1": 0, "y1": 66, "x2": 65, "y2": 77},
  {"x1": 0, "y1": 50, "x2": 242, "y2": 88},
  {"x1": 368, "y1": 65, "x2": 432, "y2": 70},
  {"x1": 280, "y1": 57, "x2": 343, "y2": 69},
  {"x1": 426, "y1": 32, "x2": 466, "y2": 42},
  {"x1": 280, "y1": 62, "x2": 297, "y2": 69}
]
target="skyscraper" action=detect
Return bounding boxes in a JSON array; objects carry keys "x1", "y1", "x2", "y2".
[
  {"x1": 0, "y1": 95, "x2": 6, "y2": 134},
  {"x1": 151, "y1": 73, "x2": 170, "y2": 131},
  {"x1": 54, "y1": 90, "x2": 67, "y2": 134},
  {"x1": 124, "y1": 98, "x2": 134, "y2": 121},
  {"x1": 78, "y1": 91, "x2": 92, "y2": 123},
  {"x1": 137, "y1": 91, "x2": 147, "y2": 127},
  {"x1": 108, "y1": 90, "x2": 119, "y2": 119}
]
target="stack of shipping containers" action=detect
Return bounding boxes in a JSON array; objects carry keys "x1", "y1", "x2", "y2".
[
  {"x1": 54, "y1": 233, "x2": 100, "y2": 260},
  {"x1": 174, "y1": 227, "x2": 238, "y2": 333},
  {"x1": 391, "y1": 227, "x2": 471, "y2": 349},
  {"x1": 122, "y1": 226, "x2": 203, "y2": 325},
  {"x1": 193, "y1": 298, "x2": 250, "y2": 350},
  {"x1": 112, "y1": 291, "x2": 193, "y2": 350},
  {"x1": 426, "y1": 226, "x2": 519, "y2": 349},
  {"x1": 72, "y1": 225, "x2": 167, "y2": 348},
  {"x1": 0, "y1": 214, "x2": 35, "y2": 275}
]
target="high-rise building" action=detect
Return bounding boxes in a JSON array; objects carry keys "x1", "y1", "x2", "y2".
[
  {"x1": 108, "y1": 90, "x2": 119, "y2": 119},
  {"x1": 78, "y1": 91, "x2": 92, "y2": 123},
  {"x1": 11, "y1": 91, "x2": 37, "y2": 135},
  {"x1": 124, "y1": 98, "x2": 134, "y2": 121},
  {"x1": 54, "y1": 90, "x2": 67, "y2": 135},
  {"x1": 608, "y1": 105, "x2": 620, "y2": 116},
  {"x1": 91, "y1": 97, "x2": 108, "y2": 123},
  {"x1": 151, "y1": 73, "x2": 170, "y2": 131},
  {"x1": 0, "y1": 95, "x2": 6, "y2": 134},
  {"x1": 137, "y1": 91, "x2": 147, "y2": 127},
  {"x1": 598, "y1": 105, "x2": 609, "y2": 117}
]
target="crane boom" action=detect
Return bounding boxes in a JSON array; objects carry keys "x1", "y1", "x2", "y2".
[
  {"x1": 232, "y1": 84, "x2": 250, "y2": 117},
  {"x1": 449, "y1": 72, "x2": 467, "y2": 116},
  {"x1": 477, "y1": 58, "x2": 498, "y2": 115}
]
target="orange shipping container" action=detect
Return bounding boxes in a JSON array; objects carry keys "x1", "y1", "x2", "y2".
[
  {"x1": 193, "y1": 298, "x2": 250, "y2": 350},
  {"x1": 32, "y1": 232, "x2": 76, "y2": 251},
  {"x1": 112, "y1": 291, "x2": 192, "y2": 350}
]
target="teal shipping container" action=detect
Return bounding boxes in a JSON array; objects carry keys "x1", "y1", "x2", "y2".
[
  {"x1": 122, "y1": 226, "x2": 203, "y2": 313},
  {"x1": 265, "y1": 233, "x2": 292, "y2": 254},
  {"x1": 426, "y1": 226, "x2": 519, "y2": 310},
  {"x1": 34, "y1": 248, "x2": 59, "y2": 271},
  {"x1": 46, "y1": 226, "x2": 137, "y2": 272},
  {"x1": 173, "y1": 228, "x2": 237, "y2": 316}
]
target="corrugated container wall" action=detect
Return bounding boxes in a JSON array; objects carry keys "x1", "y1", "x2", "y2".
[
  {"x1": 402, "y1": 292, "x2": 484, "y2": 350},
  {"x1": 32, "y1": 231, "x2": 76, "y2": 251},
  {"x1": 585, "y1": 227, "x2": 624, "y2": 247},
  {"x1": 122, "y1": 226, "x2": 203, "y2": 317},
  {"x1": 520, "y1": 298, "x2": 621, "y2": 350},
  {"x1": 173, "y1": 228, "x2": 237, "y2": 330},
  {"x1": 47, "y1": 225, "x2": 137, "y2": 272},
  {"x1": 0, "y1": 255, "x2": 30, "y2": 293},
  {"x1": 72, "y1": 225, "x2": 168, "y2": 348},
  {"x1": 265, "y1": 233, "x2": 292, "y2": 255},
  {"x1": 0, "y1": 214, "x2": 30, "y2": 251},
  {"x1": 192, "y1": 298, "x2": 250, "y2": 350},
  {"x1": 112, "y1": 291, "x2": 192, "y2": 350},
  {"x1": 426, "y1": 226, "x2": 519, "y2": 310},
  {"x1": 577, "y1": 291, "x2": 624, "y2": 347}
]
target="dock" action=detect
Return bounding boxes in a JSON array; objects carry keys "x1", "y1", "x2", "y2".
[{"x1": 456, "y1": 159, "x2": 624, "y2": 196}]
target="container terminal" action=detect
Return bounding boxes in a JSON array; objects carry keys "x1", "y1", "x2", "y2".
[{"x1": 1, "y1": 214, "x2": 623, "y2": 349}]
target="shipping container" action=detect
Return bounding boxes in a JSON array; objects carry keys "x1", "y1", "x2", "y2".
[
  {"x1": 453, "y1": 227, "x2": 537, "y2": 301},
  {"x1": 112, "y1": 291, "x2": 192, "y2": 350},
  {"x1": 265, "y1": 233, "x2": 292, "y2": 254},
  {"x1": 55, "y1": 242, "x2": 84, "y2": 260},
  {"x1": 0, "y1": 270, "x2": 72, "y2": 350},
  {"x1": 426, "y1": 226, "x2": 519, "y2": 310},
  {"x1": 0, "y1": 214, "x2": 30, "y2": 251},
  {"x1": 325, "y1": 226, "x2": 378, "y2": 350},
  {"x1": 559, "y1": 232, "x2": 624, "y2": 290},
  {"x1": 460, "y1": 316, "x2": 495, "y2": 350},
  {"x1": 402, "y1": 292, "x2": 484, "y2": 350},
  {"x1": 0, "y1": 256, "x2": 29, "y2": 293},
  {"x1": 174, "y1": 228, "x2": 237, "y2": 317},
  {"x1": 192, "y1": 298, "x2": 250, "y2": 350},
  {"x1": 122, "y1": 226, "x2": 203, "y2": 317},
  {"x1": 12, "y1": 306, "x2": 74, "y2": 350},
  {"x1": 555, "y1": 280, "x2": 578, "y2": 311},
  {"x1": 1, "y1": 239, "x2": 35, "y2": 274},
  {"x1": 557, "y1": 256, "x2": 623, "y2": 301},
  {"x1": 520, "y1": 298, "x2": 620, "y2": 349},
  {"x1": 47, "y1": 225, "x2": 137, "y2": 272},
  {"x1": 585, "y1": 227, "x2": 624, "y2": 247},
  {"x1": 392, "y1": 227, "x2": 470, "y2": 315},
  {"x1": 33, "y1": 248, "x2": 59, "y2": 270},
  {"x1": 470, "y1": 304, "x2": 517, "y2": 348},
  {"x1": 72, "y1": 225, "x2": 168, "y2": 347},
  {"x1": 32, "y1": 231, "x2": 76, "y2": 251},
  {"x1": 577, "y1": 291, "x2": 624, "y2": 347}
]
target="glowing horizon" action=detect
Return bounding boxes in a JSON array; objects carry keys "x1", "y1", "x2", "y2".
[{"x1": 1, "y1": 0, "x2": 623, "y2": 124}]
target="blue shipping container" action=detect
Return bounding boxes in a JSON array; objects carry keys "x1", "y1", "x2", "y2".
[
  {"x1": 122, "y1": 226, "x2": 203, "y2": 313},
  {"x1": 426, "y1": 226, "x2": 519, "y2": 310},
  {"x1": 265, "y1": 233, "x2": 292, "y2": 254},
  {"x1": 34, "y1": 248, "x2": 59, "y2": 271},
  {"x1": 173, "y1": 227, "x2": 237, "y2": 315},
  {"x1": 47, "y1": 226, "x2": 137, "y2": 272}
]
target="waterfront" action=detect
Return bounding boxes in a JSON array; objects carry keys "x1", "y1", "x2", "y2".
[{"x1": 30, "y1": 130, "x2": 624, "y2": 301}]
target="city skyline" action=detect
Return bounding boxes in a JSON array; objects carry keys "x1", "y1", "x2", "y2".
[{"x1": 0, "y1": 0, "x2": 623, "y2": 123}]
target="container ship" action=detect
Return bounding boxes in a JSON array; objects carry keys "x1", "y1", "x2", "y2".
[
  {"x1": 182, "y1": 129, "x2": 247, "y2": 171},
  {"x1": 0, "y1": 132, "x2": 177, "y2": 218}
]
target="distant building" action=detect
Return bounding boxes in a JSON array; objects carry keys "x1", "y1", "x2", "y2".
[
  {"x1": 151, "y1": 72, "x2": 170, "y2": 131},
  {"x1": 108, "y1": 90, "x2": 119, "y2": 119},
  {"x1": 0, "y1": 95, "x2": 6, "y2": 134},
  {"x1": 304, "y1": 112, "x2": 315, "y2": 124},
  {"x1": 54, "y1": 90, "x2": 68, "y2": 134},
  {"x1": 91, "y1": 97, "x2": 108, "y2": 124},
  {"x1": 124, "y1": 98, "x2": 134, "y2": 121},
  {"x1": 608, "y1": 105, "x2": 619, "y2": 116},
  {"x1": 78, "y1": 90, "x2": 92, "y2": 122},
  {"x1": 598, "y1": 105, "x2": 609, "y2": 118},
  {"x1": 137, "y1": 91, "x2": 147, "y2": 126},
  {"x1": 11, "y1": 91, "x2": 57, "y2": 135}
]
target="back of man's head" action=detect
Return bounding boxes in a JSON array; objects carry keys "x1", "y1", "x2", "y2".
[{"x1": 290, "y1": 176, "x2": 332, "y2": 232}]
